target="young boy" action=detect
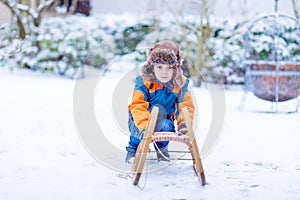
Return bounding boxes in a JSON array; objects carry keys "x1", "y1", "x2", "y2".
[{"x1": 125, "y1": 40, "x2": 195, "y2": 163}]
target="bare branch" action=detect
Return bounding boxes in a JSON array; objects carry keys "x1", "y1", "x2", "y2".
[
  {"x1": 37, "y1": 0, "x2": 55, "y2": 13},
  {"x1": 291, "y1": 0, "x2": 299, "y2": 19}
]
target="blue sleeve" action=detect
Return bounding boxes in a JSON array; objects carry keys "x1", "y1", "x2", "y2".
[{"x1": 134, "y1": 76, "x2": 149, "y2": 101}]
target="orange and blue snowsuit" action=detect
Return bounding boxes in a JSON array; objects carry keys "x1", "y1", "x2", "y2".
[{"x1": 126, "y1": 75, "x2": 194, "y2": 153}]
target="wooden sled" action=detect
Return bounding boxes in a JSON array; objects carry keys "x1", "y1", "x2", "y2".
[{"x1": 132, "y1": 106, "x2": 206, "y2": 186}]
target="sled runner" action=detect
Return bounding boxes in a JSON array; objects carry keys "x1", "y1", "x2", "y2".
[{"x1": 132, "y1": 106, "x2": 206, "y2": 186}]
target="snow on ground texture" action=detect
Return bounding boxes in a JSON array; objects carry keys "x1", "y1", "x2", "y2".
[{"x1": 0, "y1": 66, "x2": 300, "y2": 200}]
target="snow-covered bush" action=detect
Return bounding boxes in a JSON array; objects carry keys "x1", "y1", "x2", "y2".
[
  {"x1": 35, "y1": 16, "x2": 108, "y2": 78},
  {"x1": 207, "y1": 18, "x2": 247, "y2": 84},
  {"x1": 1, "y1": 15, "x2": 110, "y2": 78},
  {"x1": 113, "y1": 23, "x2": 152, "y2": 55},
  {"x1": 1, "y1": 14, "x2": 247, "y2": 83},
  {"x1": 1, "y1": 13, "x2": 299, "y2": 84},
  {"x1": 245, "y1": 15, "x2": 300, "y2": 62},
  {"x1": 0, "y1": 23, "x2": 25, "y2": 64}
]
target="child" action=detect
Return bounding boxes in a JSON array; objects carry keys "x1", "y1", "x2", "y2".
[{"x1": 125, "y1": 40, "x2": 195, "y2": 163}]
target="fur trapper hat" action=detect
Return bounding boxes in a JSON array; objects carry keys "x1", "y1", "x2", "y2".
[{"x1": 142, "y1": 40, "x2": 184, "y2": 87}]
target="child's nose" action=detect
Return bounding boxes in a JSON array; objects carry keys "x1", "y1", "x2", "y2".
[{"x1": 162, "y1": 68, "x2": 168, "y2": 73}]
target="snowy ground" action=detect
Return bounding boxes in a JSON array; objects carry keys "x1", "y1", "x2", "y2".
[{"x1": 0, "y1": 65, "x2": 300, "y2": 200}]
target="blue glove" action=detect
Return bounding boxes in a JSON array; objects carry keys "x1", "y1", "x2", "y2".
[
  {"x1": 178, "y1": 123, "x2": 188, "y2": 136},
  {"x1": 139, "y1": 128, "x2": 146, "y2": 139}
]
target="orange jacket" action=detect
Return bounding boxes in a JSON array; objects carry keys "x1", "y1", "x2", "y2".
[{"x1": 128, "y1": 76, "x2": 194, "y2": 131}]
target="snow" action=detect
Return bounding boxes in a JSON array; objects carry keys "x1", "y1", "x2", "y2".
[{"x1": 0, "y1": 58, "x2": 300, "y2": 200}]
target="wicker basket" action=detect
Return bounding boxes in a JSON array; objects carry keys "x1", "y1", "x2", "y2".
[{"x1": 249, "y1": 63, "x2": 300, "y2": 102}]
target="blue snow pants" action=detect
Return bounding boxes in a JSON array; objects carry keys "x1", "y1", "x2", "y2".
[{"x1": 126, "y1": 112, "x2": 175, "y2": 153}]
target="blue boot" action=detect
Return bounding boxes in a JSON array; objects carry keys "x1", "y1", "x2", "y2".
[
  {"x1": 156, "y1": 146, "x2": 170, "y2": 162},
  {"x1": 125, "y1": 151, "x2": 136, "y2": 164}
]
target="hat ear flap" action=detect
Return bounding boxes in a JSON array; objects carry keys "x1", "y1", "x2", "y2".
[
  {"x1": 142, "y1": 63, "x2": 155, "y2": 81},
  {"x1": 173, "y1": 65, "x2": 184, "y2": 88}
]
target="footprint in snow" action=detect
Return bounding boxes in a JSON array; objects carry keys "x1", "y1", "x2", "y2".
[{"x1": 244, "y1": 161, "x2": 279, "y2": 170}]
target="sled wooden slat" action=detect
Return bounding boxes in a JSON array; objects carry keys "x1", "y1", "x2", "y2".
[
  {"x1": 148, "y1": 150, "x2": 190, "y2": 153},
  {"x1": 152, "y1": 132, "x2": 190, "y2": 143},
  {"x1": 146, "y1": 158, "x2": 193, "y2": 160},
  {"x1": 132, "y1": 106, "x2": 206, "y2": 186}
]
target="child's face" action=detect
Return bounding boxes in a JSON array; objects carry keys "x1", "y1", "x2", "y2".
[{"x1": 153, "y1": 64, "x2": 174, "y2": 83}]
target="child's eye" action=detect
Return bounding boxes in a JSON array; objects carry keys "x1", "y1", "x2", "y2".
[
  {"x1": 157, "y1": 66, "x2": 163, "y2": 69},
  {"x1": 169, "y1": 66, "x2": 174, "y2": 70}
]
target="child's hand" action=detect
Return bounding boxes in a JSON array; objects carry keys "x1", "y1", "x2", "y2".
[
  {"x1": 178, "y1": 123, "x2": 188, "y2": 135},
  {"x1": 139, "y1": 128, "x2": 146, "y2": 139}
]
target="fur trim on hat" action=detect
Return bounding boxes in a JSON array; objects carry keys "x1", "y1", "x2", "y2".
[
  {"x1": 147, "y1": 48, "x2": 179, "y2": 65},
  {"x1": 142, "y1": 40, "x2": 185, "y2": 87}
]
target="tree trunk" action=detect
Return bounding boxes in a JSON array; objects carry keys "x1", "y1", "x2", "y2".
[{"x1": 16, "y1": 16, "x2": 26, "y2": 40}]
